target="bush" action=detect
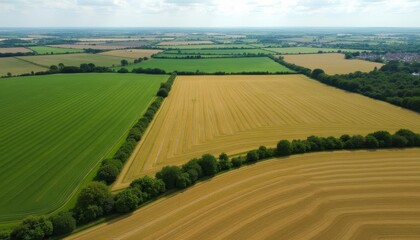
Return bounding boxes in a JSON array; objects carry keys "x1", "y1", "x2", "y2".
[
  {"x1": 257, "y1": 146, "x2": 268, "y2": 159},
  {"x1": 277, "y1": 140, "x2": 292, "y2": 156},
  {"x1": 114, "y1": 189, "x2": 141, "y2": 213},
  {"x1": 129, "y1": 176, "x2": 165, "y2": 200},
  {"x1": 218, "y1": 153, "x2": 232, "y2": 171},
  {"x1": 198, "y1": 154, "x2": 219, "y2": 176},
  {"x1": 231, "y1": 157, "x2": 243, "y2": 168},
  {"x1": 364, "y1": 135, "x2": 379, "y2": 149},
  {"x1": 49, "y1": 212, "x2": 76, "y2": 236},
  {"x1": 157, "y1": 88, "x2": 168, "y2": 97},
  {"x1": 97, "y1": 164, "x2": 119, "y2": 184},
  {"x1": 117, "y1": 68, "x2": 129, "y2": 73},
  {"x1": 10, "y1": 216, "x2": 53, "y2": 240},
  {"x1": 155, "y1": 166, "x2": 183, "y2": 189},
  {"x1": 246, "y1": 150, "x2": 259, "y2": 163}
]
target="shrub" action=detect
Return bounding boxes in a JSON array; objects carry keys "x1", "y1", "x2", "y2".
[
  {"x1": 10, "y1": 216, "x2": 53, "y2": 240},
  {"x1": 277, "y1": 140, "x2": 292, "y2": 156},
  {"x1": 117, "y1": 68, "x2": 129, "y2": 73},
  {"x1": 257, "y1": 146, "x2": 268, "y2": 159},
  {"x1": 198, "y1": 154, "x2": 219, "y2": 176},
  {"x1": 129, "y1": 176, "x2": 165, "y2": 200},
  {"x1": 231, "y1": 157, "x2": 243, "y2": 168},
  {"x1": 218, "y1": 153, "x2": 232, "y2": 171},
  {"x1": 246, "y1": 150, "x2": 259, "y2": 163},
  {"x1": 155, "y1": 166, "x2": 183, "y2": 189},
  {"x1": 97, "y1": 164, "x2": 119, "y2": 184},
  {"x1": 114, "y1": 189, "x2": 141, "y2": 213},
  {"x1": 49, "y1": 212, "x2": 76, "y2": 236}
]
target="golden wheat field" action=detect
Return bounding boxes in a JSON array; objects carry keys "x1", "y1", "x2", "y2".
[
  {"x1": 69, "y1": 149, "x2": 420, "y2": 240},
  {"x1": 282, "y1": 53, "x2": 384, "y2": 74},
  {"x1": 99, "y1": 49, "x2": 162, "y2": 59},
  {"x1": 113, "y1": 75, "x2": 420, "y2": 189}
]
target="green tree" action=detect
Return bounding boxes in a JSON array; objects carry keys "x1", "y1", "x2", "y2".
[
  {"x1": 198, "y1": 154, "x2": 218, "y2": 176},
  {"x1": 391, "y1": 134, "x2": 408, "y2": 147},
  {"x1": 369, "y1": 131, "x2": 392, "y2": 148},
  {"x1": 49, "y1": 212, "x2": 76, "y2": 236},
  {"x1": 97, "y1": 164, "x2": 119, "y2": 184},
  {"x1": 231, "y1": 157, "x2": 243, "y2": 168},
  {"x1": 155, "y1": 166, "x2": 183, "y2": 189},
  {"x1": 121, "y1": 59, "x2": 129, "y2": 66},
  {"x1": 364, "y1": 135, "x2": 379, "y2": 149},
  {"x1": 114, "y1": 189, "x2": 141, "y2": 213},
  {"x1": 218, "y1": 153, "x2": 232, "y2": 171},
  {"x1": 157, "y1": 88, "x2": 169, "y2": 97},
  {"x1": 246, "y1": 150, "x2": 259, "y2": 163},
  {"x1": 75, "y1": 181, "x2": 112, "y2": 210},
  {"x1": 277, "y1": 140, "x2": 292, "y2": 156},
  {"x1": 129, "y1": 176, "x2": 165, "y2": 200},
  {"x1": 10, "y1": 216, "x2": 53, "y2": 240}
]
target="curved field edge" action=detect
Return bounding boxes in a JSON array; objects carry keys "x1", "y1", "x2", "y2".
[
  {"x1": 67, "y1": 149, "x2": 420, "y2": 240},
  {"x1": 0, "y1": 74, "x2": 168, "y2": 221}
]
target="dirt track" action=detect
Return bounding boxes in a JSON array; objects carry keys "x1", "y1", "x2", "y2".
[
  {"x1": 113, "y1": 75, "x2": 420, "y2": 189},
  {"x1": 68, "y1": 149, "x2": 420, "y2": 240}
]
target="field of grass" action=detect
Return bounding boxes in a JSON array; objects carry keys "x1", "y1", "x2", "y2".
[
  {"x1": 100, "y1": 49, "x2": 162, "y2": 59},
  {"x1": 70, "y1": 149, "x2": 420, "y2": 240},
  {"x1": 0, "y1": 73, "x2": 166, "y2": 221},
  {"x1": 157, "y1": 41, "x2": 214, "y2": 45},
  {"x1": 153, "y1": 53, "x2": 231, "y2": 58},
  {"x1": 158, "y1": 44, "x2": 255, "y2": 49},
  {"x1": 17, "y1": 53, "x2": 125, "y2": 68},
  {"x1": 29, "y1": 46, "x2": 83, "y2": 54},
  {"x1": 0, "y1": 47, "x2": 32, "y2": 53},
  {"x1": 114, "y1": 75, "x2": 420, "y2": 189},
  {"x1": 266, "y1": 47, "x2": 362, "y2": 54},
  {"x1": 0, "y1": 57, "x2": 47, "y2": 76},
  {"x1": 283, "y1": 53, "x2": 384, "y2": 74},
  {"x1": 164, "y1": 48, "x2": 273, "y2": 55},
  {"x1": 120, "y1": 57, "x2": 291, "y2": 73}
]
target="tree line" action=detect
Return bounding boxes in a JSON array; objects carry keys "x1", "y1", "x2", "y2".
[
  {"x1": 273, "y1": 56, "x2": 420, "y2": 113},
  {"x1": 4, "y1": 128, "x2": 420, "y2": 239}
]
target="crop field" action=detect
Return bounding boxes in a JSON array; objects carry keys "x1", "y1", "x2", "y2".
[
  {"x1": 266, "y1": 47, "x2": 362, "y2": 54},
  {"x1": 0, "y1": 73, "x2": 166, "y2": 221},
  {"x1": 49, "y1": 41, "x2": 148, "y2": 50},
  {"x1": 0, "y1": 57, "x2": 47, "y2": 76},
  {"x1": 69, "y1": 149, "x2": 420, "y2": 240},
  {"x1": 158, "y1": 44, "x2": 255, "y2": 49},
  {"x1": 0, "y1": 47, "x2": 32, "y2": 53},
  {"x1": 153, "y1": 53, "x2": 231, "y2": 58},
  {"x1": 100, "y1": 49, "x2": 162, "y2": 59},
  {"x1": 114, "y1": 75, "x2": 420, "y2": 189},
  {"x1": 119, "y1": 57, "x2": 291, "y2": 73},
  {"x1": 283, "y1": 53, "x2": 384, "y2": 74},
  {"x1": 17, "y1": 53, "x2": 125, "y2": 68},
  {"x1": 157, "y1": 40, "x2": 214, "y2": 45},
  {"x1": 163, "y1": 48, "x2": 273, "y2": 55},
  {"x1": 29, "y1": 46, "x2": 83, "y2": 54}
]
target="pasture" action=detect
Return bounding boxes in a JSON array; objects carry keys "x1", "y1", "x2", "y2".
[
  {"x1": 163, "y1": 48, "x2": 273, "y2": 55},
  {"x1": 0, "y1": 73, "x2": 166, "y2": 221},
  {"x1": 266, "y1": 47, "x2": 362, "y2": 54},
  {"x1": 29, "y1": 46, "x2": 83, "y2": 54},
  {"x1": 0, "y1": 57, "x2": 47, "y2": 76},
  {"x1": 114, "y1": 75, "x2": 420, "y2": 189},
  {"x1": 70, "y1": 149, "x2": 420, "y2": 240},
  {"x1": 0, "y1": 47, "x2": 32, "y2": 53},
  {"x1": 17, "y1": 53, "x2": 125, "y2": 68},
  {"x1": 119, "y1": 57, "x2": 291, "y2": 73},
  {"x1": 283, "y1": 53, "x2": 384, "y2": 74},
  {"x1": 100, "y1": 49, "x2": 162, "y2": 59}
]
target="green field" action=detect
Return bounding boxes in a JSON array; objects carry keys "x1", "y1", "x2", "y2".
[
  {"x1": 0, "y1": 73, "x2": 166, "y2": 221},
  {"x1": 164, "y1": 48, "x2": 273, "y2": 55},
  {"x1": 265, "y1": 47, "x2": 363, "y2": 54},
  {"x1": 17, "y1": 53, "x2": 125, "y2": 68},
  {"x1": 121, "y1": 57, "x2": 293, "y2": 73},
  {"x1": 0, "y1": 57, "x2": 47, "y2": 76},
  {"x1": 158, "y1": 44, "x2": 256, "y2": 49},
  {"x1": 29, "y1": 46, "x2": 83, "y2": 54}
]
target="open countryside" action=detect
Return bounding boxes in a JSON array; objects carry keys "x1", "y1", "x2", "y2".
[
  {"x1": 282, "y1": 53, "x2": 384, "y2": 74},
  {"x1": 69, "y1": 149, "x2": 420, "y2": 240},
  {"x1": 114, "y1": 75, "x2": 420, "y2": 189},
  {"x1": 0, "y1": 74, "x2": 165, "y2": 221}
]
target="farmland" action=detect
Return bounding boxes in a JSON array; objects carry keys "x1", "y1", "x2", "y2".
[
  {"x1": 119, "y1": 57, "x2": 291, "y2": 73},
  {"x1": 100, "y1": 49, "x2": 162, "y2": 59},
  {"x1": 17, "y1": 53, "x2": 125, "y2": 68},
  {"x1": 69, "y1": 149, "x2": 420, "y2": 240},
  {"x1": 0, "y1": 73, "x2": 166, "y2": 221},
  {"x1": 163, "y1": 48, "x2": 273, "y2": 55},
  {"x1": 282, "y1": 53, "x2": 384, "y2": 74},
  {"x1": 49, "y1": 41, "x2": 148, "y2": 50},
  {"x1": 0, "y1": 57, "x2": 47, "y2": 76},
  {"x1": 114, "y1": 75, "x2": 420, "y2": 189},
  {"x1": 29, "y1": 46, "x2": 83, "y2": 54},
  {"x1": 0, "y1": 47, "x2": 32, "y2": 53},
  {"x1": 157, "y1": 40, "x2": 214, "y2": 45},
  {"x1": 158, "y1": 44, "x2": 255, "y2": 49},
  {"x1": 266, "y1": 47, "x2": 362, "y2": 54}
]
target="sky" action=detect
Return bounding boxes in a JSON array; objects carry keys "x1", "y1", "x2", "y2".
[{"x1": 0, "y1": 0, "x2": 419, "y2": 28}]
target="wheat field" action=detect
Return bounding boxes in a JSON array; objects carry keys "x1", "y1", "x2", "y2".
[
  {"x1": 70, "y1": 149, "x2": 420, "y2": 240},
  {"x1": 113, "y1": 75, "x2": 420, "y2": 189}
]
